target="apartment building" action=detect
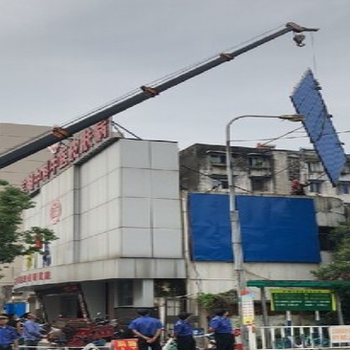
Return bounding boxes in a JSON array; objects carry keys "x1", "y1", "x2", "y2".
[{"x1": 179, "y1": 143, "x2": 350, "y2": 201}]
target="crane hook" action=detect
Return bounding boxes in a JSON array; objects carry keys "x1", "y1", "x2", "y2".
[{"x1": 293, "y1": 34, "x2": 306, "y2": 47}]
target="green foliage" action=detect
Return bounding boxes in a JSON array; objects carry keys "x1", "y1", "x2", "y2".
[
  {"x1": 312, "y1": 222, "x2": 350, "y2": 324},
  {"x1": 197, "y1": 290, "x2": 236, "y2": 311},
  {"x1": 312, "y1": 223, "x2": 350, "y2": 281},
  {"x1": 0, "y1": 180, "x2": 58, "y2": 267}
]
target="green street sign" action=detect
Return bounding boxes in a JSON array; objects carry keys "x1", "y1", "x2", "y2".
[{"x1": 270, "y1": 289, "x2": 336, "y2": 311}]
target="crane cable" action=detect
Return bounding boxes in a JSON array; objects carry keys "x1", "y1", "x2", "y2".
[{"x1": 257, "y1": 126, "x2": 304, "y2": 147}]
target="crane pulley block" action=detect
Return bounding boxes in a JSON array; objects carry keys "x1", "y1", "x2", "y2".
[{"x1": 52, "y1": 126, "x2": 71, "y2": 139}]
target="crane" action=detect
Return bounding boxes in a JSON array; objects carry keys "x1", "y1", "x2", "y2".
[{"x1": 0, "y1": 22, "x2": 318, "y2": 169}]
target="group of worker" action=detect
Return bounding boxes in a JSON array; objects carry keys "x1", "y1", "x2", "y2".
[
  {"x1": 0, "y1": 313, "x2": 42, "y2": 350},
  {"x1": 129, "y1": 308, "x2": 235, "y2": 350},
  {"x1": 1, "y1": 309, "x2": 234, "y2": 350}
]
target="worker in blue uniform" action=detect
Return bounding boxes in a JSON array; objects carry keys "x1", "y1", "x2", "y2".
[
  {"x1": 209, "y1": 310, "x2": 235, "y2": 350},
  {"x1": 0, "y1": 315, "x2": 19, "y2": 350},
  {"x1": 173, "y1": 312, "x2": 196, "y2": 350},
  {"x1": 128, "y1": 309, "x2": 163, "y2": 350},
  {"x1": 22, "y1": 313, "x2": 41, "y2": 350}
]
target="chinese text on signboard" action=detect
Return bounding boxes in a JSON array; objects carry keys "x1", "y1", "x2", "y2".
[
  {"x1": 112, "y1": 339, "x2": 138, "y2": 350},
  {"x1": 21, "y1": 120, "x2": 111, "y2": 193},
  {"x1": 270, "y1": 289, "x2": 335, "y2": 311},
  {"x1": 241, "y1": 290, "x2": 255, "y2": 325},
  {"x1": 14, "y1": 271, "x2": 52, "y2": 285}
]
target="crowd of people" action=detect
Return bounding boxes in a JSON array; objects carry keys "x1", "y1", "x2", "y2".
[
  {"x1": 0, "y1": 308, "x2": 236, "y2": 350},
  {"x1": 128, "y1": 308, "x2": 235, "y2": 350},
  {"x1": 0, "y1": 313, "x2": 42, "y2": 350}
]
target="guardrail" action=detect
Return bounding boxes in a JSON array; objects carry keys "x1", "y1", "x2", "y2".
[{"x1": 253, "y1": 325, "x2": 350, "y2": 350}]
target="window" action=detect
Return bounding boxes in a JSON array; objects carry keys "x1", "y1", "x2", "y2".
[
  {"x1": 341, "y1": 160, "x2": 350, "y2": 174},
  {"x1": 211, "y1": 175, "x2": 229, "y2": 189},
  {"x1": 319, "y1": 226, "x2": 335, "y2": 251},
  {"x1": 308, "y1": 162, "x2": 323, "y2": 173},
  {"x1": 155, "y1": 279, "x2": 186, "y2": 297},
  {"x1": 249, "y1": 156, "x2": 270, "y2": 169},
  {"x1": 337, "y1": 182, "x2": 350, "y2": 195},
  {"x1": 209, "y1": 153, "x2": 226, "y2": 165},
  {"x1": 60, "y1": 294, "x2": 84, "y2": 318},
  {"x1": 117, "y1": 280, "x2": 133, "y2": 306},
  {"x1": 309, "y1": 181, "x2": 323, "y2": 194},
  {"x1": 250, "y1": 178, "x2": 269, "y2": 192}
]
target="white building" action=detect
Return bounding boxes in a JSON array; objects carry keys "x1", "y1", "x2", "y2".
[{"x1": 14, "y1": 125, "x2": 185, "y2": 322}]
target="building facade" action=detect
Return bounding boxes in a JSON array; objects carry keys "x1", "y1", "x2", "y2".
[
  {"x1": 14, "y1": 131, "x2": 186, "y2": 322},
  {"x1": 180, "y1": 143, "x2": 350, "y2": 325}
]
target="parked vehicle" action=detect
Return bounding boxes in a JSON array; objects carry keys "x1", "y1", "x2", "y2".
[{"x1": 47, "y1": 315, "x2": 117, "y2": 347}]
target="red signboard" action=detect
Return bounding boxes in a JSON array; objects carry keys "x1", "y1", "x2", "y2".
[
  {"x1": 14, "y1": 271, "x2": 52, "y2": 285},
  {"x1": 21, "y1": 120, "x2": 111, "y2": 193},
  {"x1": 112, "y1": 339, "x2": 138, "y2": 350}
]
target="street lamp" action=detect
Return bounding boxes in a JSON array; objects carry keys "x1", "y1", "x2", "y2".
[{"x1": 225, "y1": 114, "x2": 304, "y2": 349}]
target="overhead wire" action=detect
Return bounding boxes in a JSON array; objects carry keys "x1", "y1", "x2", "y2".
[
  {"x1": 310, "y1": 32, "x2": 318, "y2": 75},
  {"x1": 257, "y1": 126, "x2": 304, "y2": 147},
  {"x1": 231, "y1": 128, "x2": 350, "y2": 144},
  {"x1": 111, "y1": 121, "x2": 143, "y2": 140}
]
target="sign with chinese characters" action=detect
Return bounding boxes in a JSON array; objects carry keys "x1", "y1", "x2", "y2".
[
  {"x1": 14, "y1": 271, "x2": 52, "y2": 285},
  {"x1": 270, "y1": 289, "x2": 335, "y2": 311},
  {"x1": 112, "y1": 339, "x2": 138, "y2": 350},
  {"x1": 330, "y1": 326, "x2": 350, "y2": 344},
  {"x1": 241, "y1": 290, "x2": 255, "y2": 325},
  {"x1": 21, "y1": 119, "x2": 111, "y2": 193}
]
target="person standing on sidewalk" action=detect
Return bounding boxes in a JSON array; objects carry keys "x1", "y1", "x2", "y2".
[
  {"x1": 0, "y1": 315, "x2": 19, "y2": 350},
  {"x1": 22, "y1": 313, "x2": 41, "y2": 350},
  {"x1": 128, "y1": 309, "x2": 163, "y2": 350},
  {"x1": 173, "y1": 312, "x2": 196, "y2": 350},
  {"x1": 209, "y1": 309, "x2": 235, "y2": 350}
]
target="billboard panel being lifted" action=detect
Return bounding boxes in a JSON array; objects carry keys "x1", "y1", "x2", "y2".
[{"x1": 291, "y1": 69, "x2": 347, "y2": 186}]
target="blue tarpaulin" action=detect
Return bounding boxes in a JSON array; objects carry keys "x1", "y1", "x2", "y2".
[{"x1": 188, "y1": 193, "x2": 320, "y2": 263}]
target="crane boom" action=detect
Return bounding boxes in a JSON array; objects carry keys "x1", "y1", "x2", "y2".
[{"x1": 0, "y1": 22, "x2": 318, "y2": 169}]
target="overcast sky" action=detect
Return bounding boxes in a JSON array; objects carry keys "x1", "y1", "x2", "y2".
[{"x1": 0, "y1": 0, "x2": 349, "y2": 152}]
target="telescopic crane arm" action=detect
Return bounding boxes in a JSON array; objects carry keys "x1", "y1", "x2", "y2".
[{"x1": 0, "y1": 22, "x2": 318, "y2": 169}]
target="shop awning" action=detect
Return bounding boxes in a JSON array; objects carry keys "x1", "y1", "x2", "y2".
[{"x1": 247, "y1": 280, "x2": 350, "y2": 288}]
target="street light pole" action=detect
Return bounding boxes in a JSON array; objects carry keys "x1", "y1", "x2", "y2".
[{"x1": 225, "y1": 114, "x2": 304, "y2": 349}]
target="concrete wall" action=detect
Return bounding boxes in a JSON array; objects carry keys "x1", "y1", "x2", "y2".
[
  {"x1": 187, "y1": 261, "x2": 320, "y2": 297},
  {"x1": 17, "y1": 138, "x2": 186, "y2": 288},
  {"x1": 23, "y1": 167, "x2": 75, "y2": 269},
  {"x1": 78, "y1": 139, "x2": 182, "y2": 261}
]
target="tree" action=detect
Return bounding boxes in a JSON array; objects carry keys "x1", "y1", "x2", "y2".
[
  {"x1": 312, "y1": 223, "x2": 350, "y2": 281},
  {"x1": 197, "y1": 290, "x2": 237, "y2": 314},
  {"x1": 312, "y1": 222, "x2": 350, "y2": 324},
  {"x1": 0, "y1": 180, "x2": 58, "y2": 270}
]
